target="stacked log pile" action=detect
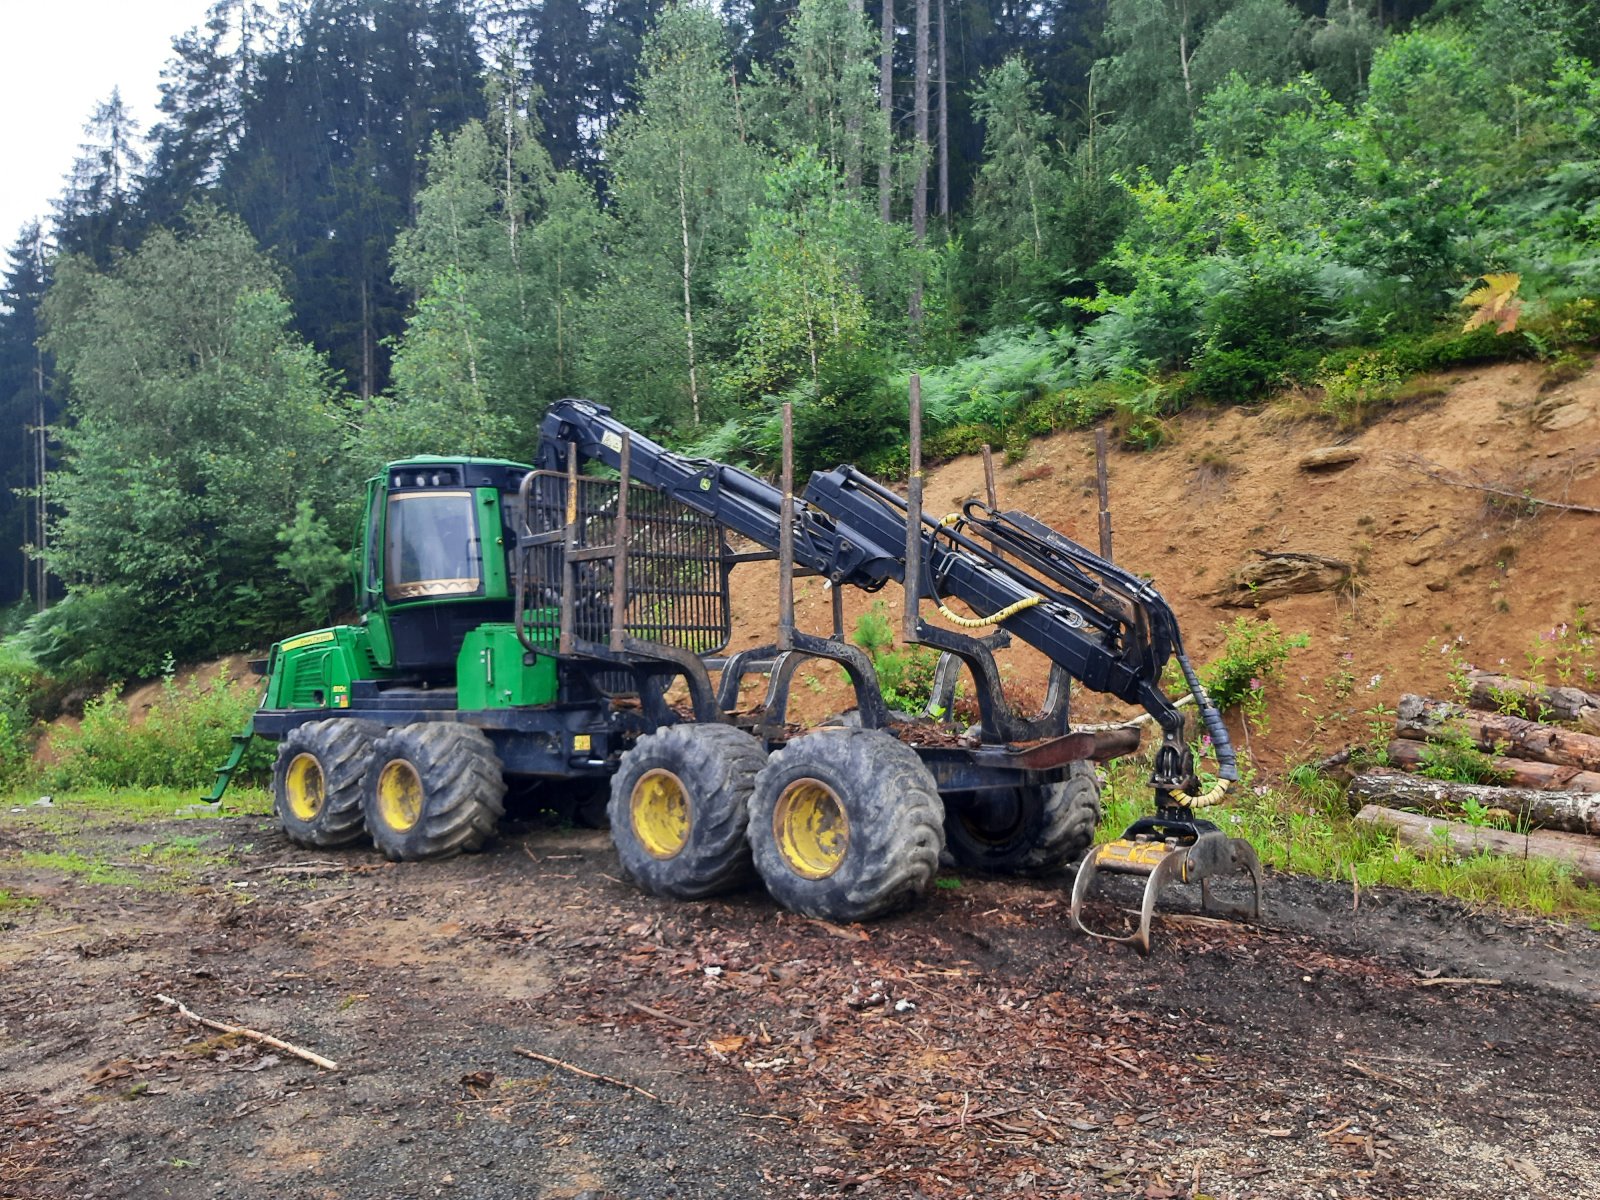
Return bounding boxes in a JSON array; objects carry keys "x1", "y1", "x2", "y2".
[{"x1": 1348, "y1": 672, "x2": 1600, "y2": 883}]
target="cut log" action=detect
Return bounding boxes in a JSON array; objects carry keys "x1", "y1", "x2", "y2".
[
  {"x1": 1383, "y1": 739, "x2": 1600, "y2": 793},
  {"x1": 1348, "y1": 772, "x2": 1600, "y2": 835},
  {"x1": 1215, "y1": 550, "x2": 1352, "y2": 606},
  {"x1": 1353, "y1": 803, "x2": 1600, "y2": 886},
  {"x1": 1395, "y1": 694, "x2": 1600, "y2": 772},
  {"x1": 1464, "y1": 670, "x2": 1600, "y2": 734}
]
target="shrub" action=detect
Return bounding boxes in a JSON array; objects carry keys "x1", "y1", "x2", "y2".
[
  {"x1": 0, "y1": 641, "x2": 69, "y2": 790},
  {"x1": 1201, "y1": 617, "x2": 1310, "y2": 720},
  {"x1": 1417, "y1": 723, "x2": 1507, "y2": 785},
  {"x1": 45, "y1": 668, "x2": 270, "y2": 792},
  {"x1": 849, "y1": 601, "x2": 939, "y2": 713}
]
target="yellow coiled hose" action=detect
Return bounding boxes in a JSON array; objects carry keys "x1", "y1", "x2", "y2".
[
  {"x1": 1191, "y1": 775, "x2": 1233, "y2": 809},
  {"x1": 931, "y1": 513, "x2": 1044, "y2": 628}
]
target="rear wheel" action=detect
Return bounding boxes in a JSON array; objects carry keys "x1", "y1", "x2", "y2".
[
  {"x1": 272, "y1": 719, "x2": 383, "y2": 849},
  {"x1": 748, "y1": 728, "x2": 945, "y2": 922},
  {"x1": 943, "y1": 761, "x2": 1102, "y2": 875},
  {"x1": 364, "y1": 723, "x2": 507, "y2": 861},
  {"x1": 609, "y1": 723, "x2": 767, "y2": 899}
]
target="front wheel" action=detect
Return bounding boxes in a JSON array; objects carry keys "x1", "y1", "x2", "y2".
[
  {"x1": 272, "y1": 719, "x2": 383, "y2": 849},
  {"x1": 943, "y1": 760, "x2": 1102, "y2": 875},
  {"x1": 747, "y1": 728, "x2": 945, "y2": 922},
  {"x1": 363, "y1": 723, "x2": 507, "y2": 861}
]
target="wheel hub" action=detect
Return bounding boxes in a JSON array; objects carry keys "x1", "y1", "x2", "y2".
[
  {"x1": 376, "y1": 759, "x2": 424, "y2": 832},
  {"x1": 285, "y1": 753, "x2": 325, "y2": 822},
  {"x1": 773, "y1": 780, "x2": 849, "y2": 879},
  {"x1": 632, "y1": 769, "x2": 691, "y2": 859}
]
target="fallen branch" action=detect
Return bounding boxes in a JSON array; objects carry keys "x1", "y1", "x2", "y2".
[
  {"x1": 513, "y1": 1046, "x2": 659, "y2": 1100},
  {"x1": 625, "y1": 1000, "x2": 700, "y2": 1029},
  {"x1": 1343, "y1": 1059, "x2": 1413, "y2": 1089},
  {"x1": 1353, "y1": 804, "x2": 1600, "y2": 885},
  {"x1": 155, "y1": 993, "x2": 337, "y2": 1071},
  {"x1": 1416, "y1": 976, "x2": 1503, "y2": 988},
  {"x1": 1393, "y1": 453, "x2": 1600, "y2": 515}
]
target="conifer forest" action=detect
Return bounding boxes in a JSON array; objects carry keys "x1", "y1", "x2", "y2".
[{"x1": 1, "y1": 0, "x2": 1598, "y2": 680}]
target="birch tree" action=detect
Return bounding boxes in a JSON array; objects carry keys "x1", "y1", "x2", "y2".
[{"x1": 582, "y1": 1, "x2": 764, "y2": 428}]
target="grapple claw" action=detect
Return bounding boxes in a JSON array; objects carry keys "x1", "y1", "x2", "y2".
[{"x1": 1070, "y1": 815, "x2": 1263, "y2": 954}]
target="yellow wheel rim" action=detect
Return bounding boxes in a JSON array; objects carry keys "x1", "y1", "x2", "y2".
[
  {"x1": 376, "y1": 759, "x2": 424, "y2": 832},
  {"x1": 631, "y1": 769, "x2": 691, "y2": 859},
  {"x1": 285, "y1": 753, "x2": 325, "y2": 822},
  {"x1": 773, "y1": 780, "x2": 849, "y2": 879}
]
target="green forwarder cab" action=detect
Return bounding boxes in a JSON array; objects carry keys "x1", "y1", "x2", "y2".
[{"x1": 253, "y1": 456, "x2": 649, "y2": 860}]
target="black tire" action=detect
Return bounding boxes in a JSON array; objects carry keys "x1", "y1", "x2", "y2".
[
  {"x1": 608, "y1": 724, "x2": 767, "y2": 899},
  {"x1": 272, "y1": 719, "x2": 384, "y2": 849},
  {"x1": 363, "y1": 723, "x2": 507, "y2": 861},
  {"x1": 747, "y1": 727, "x2": 945, "y2": 922},
  {"x1": 573, "y1": 780, "x2": 612, "y2": 829},
  {"x1": 942, "y1": 760, "x2": 1102, "y2": 876}
]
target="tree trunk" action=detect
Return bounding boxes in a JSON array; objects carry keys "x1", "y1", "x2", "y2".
[
  {"x1": 1383, "y1": 739, "x2": 1600, "y2": 793},
  {"x1": 1349, "y1": 774, "x2": 1600, "y2": 835},
  {"x1": 878, "y1": 0, "x2": 894, "y2": 224},
  {"x1": 1465, "y1": 670, "x2": 1600, "y2": 733},
  {"x1": 845, "y1": 0, "x2": 865, "y2": 191},
  {"x1": 360, "y1": 278, "x2": 374, "y2": 402},
  {"x1": 1353, "y1": 803, "x2": 1600, "y2": 885},
  {"x1": 33, "y1": 353, "x2": 47, "y2": 612},
  {"x1": 1176, "y1": 0, "x2": 1194, "y2": 118},
  {"x1": 909, "y1": 0, "x2": 929, "y2": 323},
  {"x1": 936, "y1": 0, "x2": 948, "y2": 222},
  {"x1": 676, "y1": 149, "x2": 700, "y2": 426},
  {"x1": 1395, "y1": 694, "x2": 1600, "y2": 772}
]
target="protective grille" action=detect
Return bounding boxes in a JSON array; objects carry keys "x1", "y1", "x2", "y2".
[
  {"x1": 288, "y1": 650, "x2": 329, "y2": 707},
  {"x1": 518, "y1": 470, "x2": 731, "y2": 655}
]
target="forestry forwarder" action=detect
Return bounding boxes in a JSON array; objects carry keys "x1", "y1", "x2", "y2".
[{"x1": 229, "y1": 395, "x2": 1262, "y2": 952}]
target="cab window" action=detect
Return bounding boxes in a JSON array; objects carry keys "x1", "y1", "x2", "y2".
[{"x1": 385, "y1": 491, "x2": 482, "y2": 601}]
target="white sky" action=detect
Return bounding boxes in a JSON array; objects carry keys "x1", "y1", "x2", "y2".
[{"x1": 0, "y1": 0, "x2": 216, "y2": 252}]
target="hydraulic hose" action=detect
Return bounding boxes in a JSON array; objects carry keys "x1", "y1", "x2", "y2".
[{"x1": 1172, "y1": 646, "x2": 1238, "y2": 808}]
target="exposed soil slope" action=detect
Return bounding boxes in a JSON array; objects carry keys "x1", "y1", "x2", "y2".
[{"x1": 728, "y1": 359, "x2": 1600, "y2": 770}]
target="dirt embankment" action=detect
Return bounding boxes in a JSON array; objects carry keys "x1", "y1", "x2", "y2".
[{"x1": 727, "y1": 359, "x2": 1600, "y2": 770}]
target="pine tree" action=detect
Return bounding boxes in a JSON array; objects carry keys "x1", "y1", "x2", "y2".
[
  {"x1": 53, "y1": 90, "x2": 145, "y2": 264},
  {"x1": 910, "y1": 0, "x2": 930, "y2": 321},
  {"x1": 0, "y1": 224, "x2": 55, "y2": 609},
  {"x1": 223, "y1": 0, "x2": 483, "y2": 400},
  {"x1": 878, "y1": 0, "x2": 895, "y2": 222},
  {"x1": 968, "y1": 55, "x2": 1066, "y2": 319},
  {"x1": 141, "y1": 0, "x2": 272, "y2": 227}
]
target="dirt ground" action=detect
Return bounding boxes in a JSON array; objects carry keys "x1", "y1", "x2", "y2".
[{"x1": 4, "y1": 806, "x2": 1599, "y2": 1200}]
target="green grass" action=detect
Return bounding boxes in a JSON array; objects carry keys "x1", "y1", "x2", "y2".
[
  {"x1": 1097, "y1": 759, "x2": 1600, "y2": 924},
  {"x1": 0, "y1": 887, "x2": 39, "y2": 910},
  {"x1": 2, "y1": 785, "x2": 272, "y2": 823},
  {"x1": 18, "y1": 850, "x2": 143, "y2": 887}
]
